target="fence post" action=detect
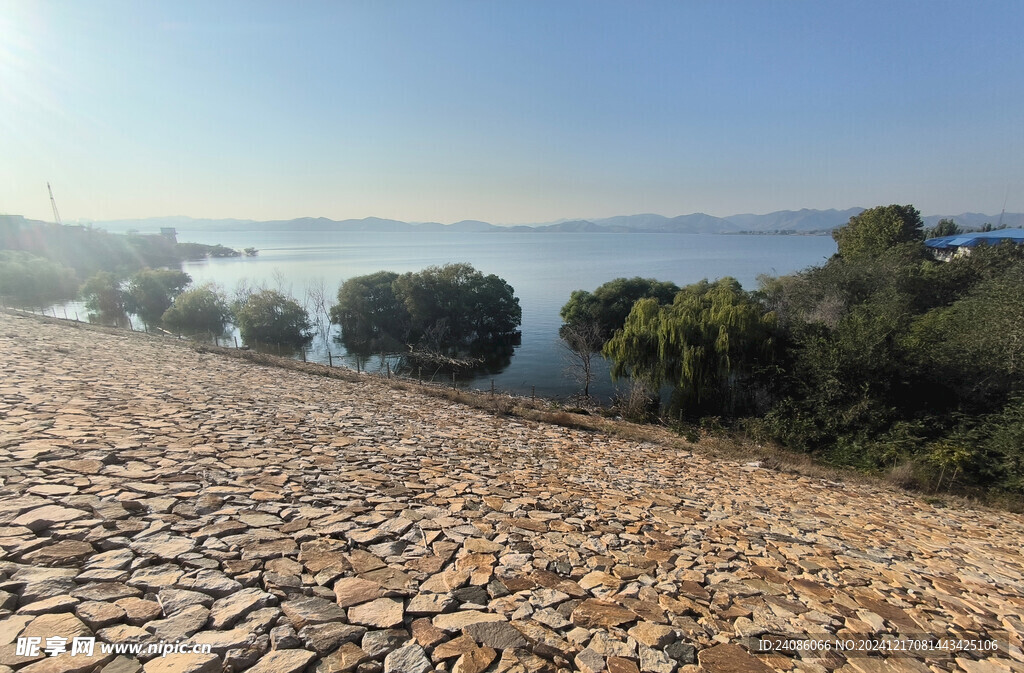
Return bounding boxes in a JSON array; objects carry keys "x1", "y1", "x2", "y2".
[
  {"x1": 386, "y1": 362, "x2": 391, "y2": 378},
  {"x1": 301, "y1": 348, "x2": 306, "y2": 363},
  {"x1": 328, "y1": 351, "x2": 332, "y2": 367},
  {"x1": 128, "y1": 317, "x2": 134, "y2": 331},
  {"x1": 233, "y1": 336, "x2": 238, "y2": 348},
  {"x1": 532, "y1": 386, "x2": 536, "y2": 402},
  {"x1": 63, "y1": 308, "x2": 67, "y2": 319},
  {"x1": 75, "y1": 312, "x2": 79, "y2": 322},
  {"x1": 357, "y1": 359, "x2": 361, "y2": 374}
]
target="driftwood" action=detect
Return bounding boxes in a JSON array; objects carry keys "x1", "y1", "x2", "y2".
[{"x1": 402, "y1": 347, "x2": 483, "y2": 370}]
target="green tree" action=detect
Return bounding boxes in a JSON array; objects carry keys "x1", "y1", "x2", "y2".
[
  {"x1": 0, "y1": 251, "x2": 78, "y2": 306},
  {"x1": 560, "y1": 277, "x2": 680, "y2": 350},
  {"x1": 330, "y1": 271, "x2": 406, "y2": 351},
  {"x1": 909, "y1": 260, "x2": 1024, "y2": 404},
  {"x1": 81, "y1": 271, "x2": 125, "y2": 318},
  {"x1": 925, "y1": 218, "x2": 961, "y2": 239},
  {"x1": 161, "y1": 284, "x2": 231, "y2": 335},
  {"x1": 339, "y1": 261, "x2": 524, "y2": 352},
  {"x1": 124, "y1": 268, "x2": 192, "y2": 325},
  {"x1": 832, "y1": 204, "x2": 924, "y2": 259},
  {"x1": 232, "y1": 289, "x2": 312, "y2": 346},
  {"x1": 604, "y1": 278, "x2": 778, "y2": 417}
]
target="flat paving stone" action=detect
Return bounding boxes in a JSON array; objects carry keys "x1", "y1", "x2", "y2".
[{"x1": 1, "y1": 311, "x2": 1023, "y2": 673}]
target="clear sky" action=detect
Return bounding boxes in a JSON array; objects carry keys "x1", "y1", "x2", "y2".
[{"x1": 2, "y1": 0, "x2": 1022, "y2": 224}]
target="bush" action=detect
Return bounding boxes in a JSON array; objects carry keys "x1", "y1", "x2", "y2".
[
  {"x1": 0, "y1": 250, "x2": 78, "y2": 306},
  {"x1": 162, "y1": 284, "x2": 231, "y2": 335},
  {"x1": 232, "y1": 289, "x2": 311, "y2": 346}
]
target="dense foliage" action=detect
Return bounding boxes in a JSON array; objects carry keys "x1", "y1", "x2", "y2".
[
  {"x1": 124, "y1": 269, "x2": 192, "y2": 326},
  {"x1": 831, "y1": 204, "x2": 923, "y2": 259},
  {"x1": 80, "y1": 271, "x2": 126, "y2": 318},
  {"x1": 560, "y1": 277, "x2": 680, "y2": 351},
  {"x1": 232, "y1": 289, "x2": 312, "y2": 347},
  {"x1": 0, "y1": 251, "x2": 78, "y2": 306},
  {"x1": 331, "y1": 263, "x2": 521, "y2": 354},
  {"x1": 575, "y1": 205, "x2": 1024, "y2": 500},
  {"x1": 605, "y1": 278, "x2": 778, "y2": 418},
  {"x1": 330, "y1": 271, "x2": 405, "y2": 351},
  {"x1": 161, "y1": 284, "x2": 232, "y2": 335}
]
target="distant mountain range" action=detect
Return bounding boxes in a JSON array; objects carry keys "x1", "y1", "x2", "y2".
[{"x1": 9, "y1": 209, "x2": 1024, "y2": 236}]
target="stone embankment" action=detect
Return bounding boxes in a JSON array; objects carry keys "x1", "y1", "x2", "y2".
[{"x1": 0, "y1": 311, "x2": 1022, "y2": 673}]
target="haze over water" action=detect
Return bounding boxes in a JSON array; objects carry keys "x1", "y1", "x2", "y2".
[{"x1": 171, "y1": 230, "x2": 836, "y2": 399}]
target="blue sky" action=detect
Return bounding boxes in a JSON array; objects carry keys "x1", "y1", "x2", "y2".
[{"x1": 2, "y1": 0, "x2": 1022, "y2": 223}]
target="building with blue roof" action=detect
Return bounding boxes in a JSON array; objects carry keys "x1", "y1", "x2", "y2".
[{"x1": 924, "y1": 228, "x2": 1024, "y2": 261}]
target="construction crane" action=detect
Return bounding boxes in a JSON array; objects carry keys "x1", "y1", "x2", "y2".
[{"x1": 47, "y1": 182, "x2": 62, "y2": 225}]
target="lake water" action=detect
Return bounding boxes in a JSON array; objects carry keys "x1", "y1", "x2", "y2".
[{"x1": 156, "y1": 230, "x2": 836, "y2": 400}]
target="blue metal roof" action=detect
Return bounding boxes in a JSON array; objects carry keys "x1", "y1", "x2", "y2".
[{"x1": 925, "y1": 228, "x2": 1024, "y2": 250}]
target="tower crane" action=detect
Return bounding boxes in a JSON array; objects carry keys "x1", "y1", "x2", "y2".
[{"x1": 48, "y1": 182, "x2": 62, "y2": 225}]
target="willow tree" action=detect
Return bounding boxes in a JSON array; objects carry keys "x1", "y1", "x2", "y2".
[{"x1": 604, "y1": 278, "x2": 778, "y2": 418}]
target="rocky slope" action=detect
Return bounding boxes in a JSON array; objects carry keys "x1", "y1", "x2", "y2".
[{"x1": 0, "y1": 311, "x2": 1021, "y2": 673}]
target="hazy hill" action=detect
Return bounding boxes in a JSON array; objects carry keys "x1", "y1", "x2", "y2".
[
  {"x1": 726, "y1": 208, "x2": 866, "y2": 233},
  {"x1": 50, "y1": 209, "x2": 1024, "y2": 236},
  {"x1": 921, "y1": 212, "x2": 1024, "y2": 230}
]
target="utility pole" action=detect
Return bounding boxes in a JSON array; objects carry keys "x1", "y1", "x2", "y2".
[{"x1": 48, "y1": 183, "x2": 62, "y2": 225}]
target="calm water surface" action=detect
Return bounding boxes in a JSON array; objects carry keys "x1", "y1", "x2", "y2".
[{"x1": 164, "y1": 230, "x2": 835, "y2": 400}]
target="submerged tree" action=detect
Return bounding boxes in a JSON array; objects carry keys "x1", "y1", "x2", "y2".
[
  {"x1": 333, "y1": 264, "x2": 521, "y2": 355},
  {"x1": 81, "y1": 271, "x2": 125, "y2": 319},
  {"x1": 124, "y1": 268, "x2": 192, "y2": 326},
  {"x1": 161, "y1": 284, "x2": 231, "y2": 335},
  {"x1": 330, "y1": 271, "x2": 405, "y2": 351},
  {"x1": 560, "y1": 320, "x2": 603, "y2": 398},
  {"x1": 232, "y1": 289, "x2": 312, "y2": 347}
]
